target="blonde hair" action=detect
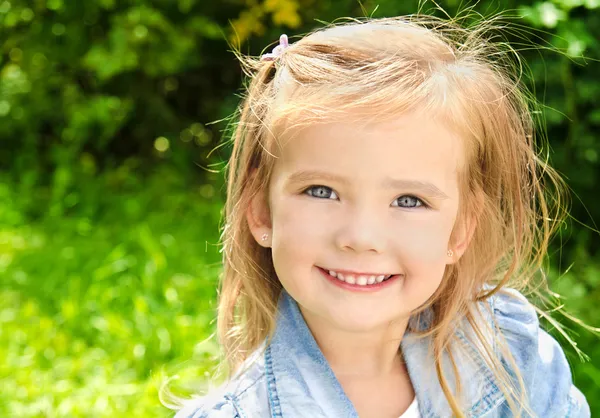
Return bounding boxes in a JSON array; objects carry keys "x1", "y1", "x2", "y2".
[{"x1": 185, "y1": 13, "x2": 576, "y2": 417}]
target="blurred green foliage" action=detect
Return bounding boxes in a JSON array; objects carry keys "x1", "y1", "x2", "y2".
[{"x1": 0, "y1": 0, "x2": 599, "y2": 416}]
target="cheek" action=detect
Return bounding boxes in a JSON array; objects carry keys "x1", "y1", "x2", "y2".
[
  {"x1": 272, "y1": 198, "x2": 333, "y2": 244},
  {"x1": 393, "y1": 215, "x2": 456, "y2": 263},
  {"x1": 269, "y1": 199, "x2": 323, "y2": 277},
  {"x1": 393, "y1": 219, "x2": 453, "y2": 302}
]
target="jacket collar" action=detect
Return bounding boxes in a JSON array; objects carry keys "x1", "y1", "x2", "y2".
[
  {"x1": 265, "y1": 290, "x2": 358, "y2": 418},
  {"x1": 266, "y1": 290, "x2": 505, "y2": 418}
]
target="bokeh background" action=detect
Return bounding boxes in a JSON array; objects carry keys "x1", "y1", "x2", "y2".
[{"x1": 1, "y1": 0, "x2": 599, "y2": 416}]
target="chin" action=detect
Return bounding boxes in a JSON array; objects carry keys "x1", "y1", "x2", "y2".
[{"x1": 321, "y1": 305, "x2": 408, "y2": 333}]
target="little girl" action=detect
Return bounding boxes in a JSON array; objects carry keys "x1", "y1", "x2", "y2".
[{"x1": 172, "y1": 15, "x2": 591, "y2": 418}]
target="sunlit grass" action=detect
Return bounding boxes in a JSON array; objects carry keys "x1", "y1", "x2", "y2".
[{"x1": 1, "y1": 166, "x2": 223, "y2": 417}]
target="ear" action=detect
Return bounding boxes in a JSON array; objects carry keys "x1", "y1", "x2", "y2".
[
  {"x1": 447, "y1": 192, "x2": 483, "y2": 265},
  {"x1": 245, "y1": 174, "x2": 273, "y2": 248}
]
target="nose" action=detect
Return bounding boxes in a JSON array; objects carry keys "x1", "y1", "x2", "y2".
[{"x1": 335, "y1": 204, "x2": 385, "y2": 254}]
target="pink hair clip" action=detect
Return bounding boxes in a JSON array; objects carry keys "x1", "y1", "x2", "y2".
[{"x1": 261, "y1": 34, "x2": 289, "y2": 61}]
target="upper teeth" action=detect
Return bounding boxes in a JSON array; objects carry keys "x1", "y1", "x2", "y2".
[{"x1": 327, "y1": 270, "x2": 392, "y2": 286}]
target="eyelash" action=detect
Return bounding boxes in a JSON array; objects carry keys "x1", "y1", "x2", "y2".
[{"x1": 302, "y1": 185, "x2": 430, "y2": 209}]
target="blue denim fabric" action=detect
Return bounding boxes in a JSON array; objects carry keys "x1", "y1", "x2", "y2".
[{"x1": 175, "y1": 289, "x2": 591, "y2": 417}]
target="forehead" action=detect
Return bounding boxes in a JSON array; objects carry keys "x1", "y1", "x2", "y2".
[{"x1": 273, "y1": 111, "x2": 465, "y2": 187}]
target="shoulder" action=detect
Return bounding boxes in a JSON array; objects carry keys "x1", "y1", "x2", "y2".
[
  {"x1": 487, "y1": 287, "x2": 590, "y2": 417},
  {"x1": 173, "y1": 351, "x2": 268, "y2": 418},
  {"x1": 174, "y1": 388, "x2": 237, "y2": 418}
]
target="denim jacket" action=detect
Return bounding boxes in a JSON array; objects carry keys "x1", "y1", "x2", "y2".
[{"x1": 175, "y1": 288, "x2": 591, "y2": 417}]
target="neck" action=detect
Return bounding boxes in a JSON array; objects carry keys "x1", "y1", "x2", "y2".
[{"x1": 299, "y1": 307, "x2": 410, "y2": 378}]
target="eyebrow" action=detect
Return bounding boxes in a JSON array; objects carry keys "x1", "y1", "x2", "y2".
[{"x1": 286, "y1": 170, "x2": 450, "y2": 200}]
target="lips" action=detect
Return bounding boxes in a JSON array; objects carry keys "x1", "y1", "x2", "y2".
[
  {"x1": 318, "y1": 267, "x2": 401, "y2": 289},
  {"x1": 326, "y1": 269, "x2": 393, "y2": 285}
]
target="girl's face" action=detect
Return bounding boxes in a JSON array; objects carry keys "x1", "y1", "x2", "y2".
[{"x1": 249, "y1": 112, "x2": 471, "y2": 333}]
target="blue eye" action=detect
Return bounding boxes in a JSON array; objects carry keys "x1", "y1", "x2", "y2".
[
  {"x1": 304, "y1": 185, "x2": 338, "y2": 199},
  {"x1": 393, "y1": 195, "x2": 426, "y2": 208},
  {"x1": 304, "y1": 186, "x2": 427, "y2": 208}
]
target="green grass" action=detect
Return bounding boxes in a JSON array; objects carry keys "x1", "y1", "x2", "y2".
[
  {"x1": 1, "y1": 163, "x2": 598, "y2": 416},
  {"x1": 0, "y1": 164, "x2": 224, "y2": 417}
]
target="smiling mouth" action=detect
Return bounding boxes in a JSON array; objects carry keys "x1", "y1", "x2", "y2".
[{"x1": 318, "y1": 267, "x2": 400, "y2": 287}]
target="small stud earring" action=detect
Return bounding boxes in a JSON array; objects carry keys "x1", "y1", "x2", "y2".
[
  {"x1": 447, "y1": 249, "x2": 454, "y2": 257},
  {"x1": 261, "y1": 233, "x2": 268, "y2": 241}
]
